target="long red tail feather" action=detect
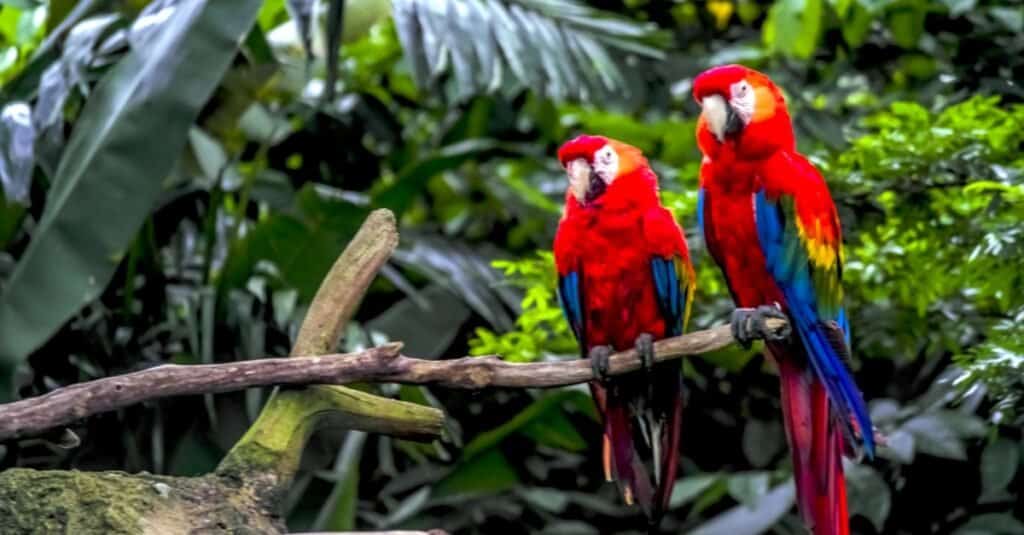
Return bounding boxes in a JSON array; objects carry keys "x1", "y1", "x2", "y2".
[
  {"x1": 592, "y1": 362, "x2": 684, "y2": 524},
  {"x1": 773, "y1": 346, "x2": 850, "y2": 535}
]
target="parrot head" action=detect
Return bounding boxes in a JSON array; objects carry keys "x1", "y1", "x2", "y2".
[
  {"x1": 557, "y1": 134, "x2": 648, "y2": 206},
  {"x1": 692, "y1": 64, "x2": 793, "y2": 156}
]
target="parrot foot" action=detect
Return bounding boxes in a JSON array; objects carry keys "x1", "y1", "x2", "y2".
[
  {"x1": 635, "y1": 333, "x2": 656, "y2": 373},
  {"x1": 589, "y1": 345, "x2": 614, "y2": 382},
  {"x1": 731, "y1": 305, "x2": 791, "y2": 349}
]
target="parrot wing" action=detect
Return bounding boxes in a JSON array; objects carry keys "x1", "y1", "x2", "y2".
[
  {"x1": 755, "y1": 151, "x2": 874, "y2": 457},
  {"x1": 557, "y1": 268, "x2": 586, "y2": 351},
  {"x1": 645, "y1": 207, "x2": 695, "y2": 338}
]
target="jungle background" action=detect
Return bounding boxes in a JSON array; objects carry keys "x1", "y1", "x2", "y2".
[{"x1": 0, "y1": 0, "x2": 1023, "y2": 533}]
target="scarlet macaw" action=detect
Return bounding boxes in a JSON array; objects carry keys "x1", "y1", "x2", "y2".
[
  {"x1": 692, "y1": 64, "x2": 874, "y2": 534},
  {"x1": 553, "y1": 135, "x2": 695, "y2": 524}
]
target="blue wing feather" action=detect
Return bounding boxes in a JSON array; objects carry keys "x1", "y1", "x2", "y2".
[
  {"x1": 754, "y1": 190, "x2": 875, "y2": 457},
  {"x1": 696, "y1": 187, "x2": 706, "y2": 234},
  {"x1": 557, "y1": 270, "x2": 585, "y2": 351},
  {"x1": 650, "y1": 257, "x2": 684, "y2": 337}
]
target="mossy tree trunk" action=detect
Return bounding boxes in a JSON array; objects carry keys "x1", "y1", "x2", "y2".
[{"x1": 0, "y1": 210, "x2": 444, "y2": 535}]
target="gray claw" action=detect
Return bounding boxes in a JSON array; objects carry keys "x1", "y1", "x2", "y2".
[
  {"x1": 589, "y1": 345, "x2": 614, "y2": 382},
  {"x1": 755, "y1": 305, "x2": 791, "y2": 341},
  {"x1": 731, "y1": 308, "x2": 756, "y2": 349},
  {"x1": 731, "y1": 305, "x2": 790, "y2": 348},
  {"x1": 635, "y1": 333, "x2": 655, "y2": 372}
]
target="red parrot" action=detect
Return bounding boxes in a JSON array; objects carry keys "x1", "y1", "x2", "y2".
[
  {"x1": 553, "y1": 135, "x2": 695, "y2": 525},
  {"x1": 692, "y1": 64, "x2": 875, "y2": 534}
]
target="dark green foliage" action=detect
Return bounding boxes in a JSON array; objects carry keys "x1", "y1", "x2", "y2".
[{"x1": 0, "y1": 1, "x2": 1022, "y2": 534}]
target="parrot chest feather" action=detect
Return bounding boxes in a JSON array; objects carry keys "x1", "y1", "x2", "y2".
[
  {"x1": 571, "y1": 207, "x2": 667, "y2": 351},
  {"x1": 702, "y1": 162, "x2": 786, "y2": 308}
]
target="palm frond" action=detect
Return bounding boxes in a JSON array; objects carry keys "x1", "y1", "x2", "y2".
[{"x1": 390, "y1": 0, "x2": 671, "y2": 102}]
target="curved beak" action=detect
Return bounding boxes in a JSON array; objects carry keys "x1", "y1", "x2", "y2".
[
  {"x1": 566, "y1": 158, "x2": 591, "y2": 203},
  {"x1": 702, "y1": 94, "x2": 743, "y2": 142},
  {"x1": 566, "y1": 158, "x2": 607, "y2": 204}
]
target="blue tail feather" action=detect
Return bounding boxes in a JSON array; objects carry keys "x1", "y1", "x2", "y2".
[{"x1": 789, "y1": 301, "x2": 875, "y2": 458}]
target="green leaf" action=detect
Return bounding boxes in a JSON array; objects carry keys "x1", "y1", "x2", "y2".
[
  {"x1": 389, "y1": 0, "x2": 668, "y2": 102},
  {"x1": 901, "y1": 414, "x2": 968, "y2": 460},
  {"x1": 0, "y1": 196, "x2": 25, "y2": 248},
  {"x1": 372, "y1": 138, "x2": 499, "y2": 215},
  {"x1": 542, "y1": 521, "x2": 599, "y2": 535},
  {"x1": 981, "y1": 438, "x2": 1020, "y2": 498},
  {"x1": 518, "y1": 487, "x2": 570, "y2": 513},
  {"x1": 461, "y1": 389, "x2": 589, "y2": 459},
  {"x1": 367, "y1": 284, "x2": 472, "y2": 358},
  {"x1": 742, "y1": 419, "x2": 785, "y2": 468},
  {"x1": 168, "y1": 431, "x2": 222, "y2": 476},
  {"x1": 840, "y1": 2, "x2": 874, "y2": 48},
  {"x1": 887, "y1": 2, "x2": 926, "y2": 48},
  {"x1": 953, "y1": 513, "x2": 1024, "y2": 535},
  {"x1": 726, "y1": 471, "x2": 770, "y2": 508},
  {"x1": 312, "y1": 431, "x2": 366, "y2": 531},
  {"x1": 0, "y1": 0, "x2": 262, "y2": 368},
  {"x1": 990, "y1": 7, "x2": 1024, "y2": 33},
  {"x1": 690, "y1": 481, "x2": 795, "y2": 535},
  {"x1": 669, "y1": 473, "x2": 721, "y2": 509},
  {"x1": 940, "y1": 0, "x2": 977, "y2": 17},
  {"x1": 845, "y1": 462, "x2": 891, "y2": 531},
  {"x1": 763, "y1": 0, "x2": 823, "y2": 59},
  {"x1": 219, "y1": 184, "x2": 366, "y2": 301},
  {"x1": 434, "y1": 448, "x2": 519, "y2": 497},
  {"x1": 881, "y1": 429, "x2": 916, "y2": 464},
  {"x1": 519, "y1": 405, "x2": 588, "y2": 452}
]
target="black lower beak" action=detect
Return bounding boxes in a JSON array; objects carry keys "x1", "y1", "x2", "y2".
[
  {"x1": 585, "y1": 170, "x2": 606, "y2": 203},
  {"x1": 724, "y1": 104, "x2": 743, "y2": 136}
]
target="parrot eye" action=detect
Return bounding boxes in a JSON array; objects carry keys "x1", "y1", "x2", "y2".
[
  {"x1": 592, "y1": 146, "x2": 619, "y2": 184},
  {"x1": 728, "y1": 80, "x2": 756, "y2": 127},
  {"x1": 733, "y1": 81, "x2": 750, "y2": 98}
]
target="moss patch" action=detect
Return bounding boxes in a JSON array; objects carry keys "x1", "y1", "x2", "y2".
[{"x1": 0, "y1": 468, "x2": 283, "y2": 534}]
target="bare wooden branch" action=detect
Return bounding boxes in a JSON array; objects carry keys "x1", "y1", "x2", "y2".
[{"x1": 0, "y1": 319, "x2": 786, "y2": 443}]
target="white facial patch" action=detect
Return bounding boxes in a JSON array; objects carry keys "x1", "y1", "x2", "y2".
[
  {"x1": 729, "y1": 80, "x2": 755, "y2": 125},
  {"x1": 566, "y1": 158, "x2": 591, "y2": 203},
  {"x1": 592, "y1": 145, "x2": 618, "y2": 184}
]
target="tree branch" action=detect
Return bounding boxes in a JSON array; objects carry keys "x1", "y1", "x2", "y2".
[
  {"x1": 0, "y1": 320, "x2": 786, "y2": 443},
  {"x1": 214, "y1": 209, "x2": 443, "y2": 504}
]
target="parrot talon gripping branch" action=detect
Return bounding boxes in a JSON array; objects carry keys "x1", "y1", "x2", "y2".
[
  {"x1": 731, "y1": 305, "x2": 793, "y2": 348},
  {"x1": 587, "y1": 345, "x2": 615, "y2": 382},
  {"x1": 635, "y1": 333, "x2": 657, "y2": 373}
]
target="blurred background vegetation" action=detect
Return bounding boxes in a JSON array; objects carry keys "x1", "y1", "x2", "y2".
[{"x1": 0, "y1": 0, "x2": 1022, "y2": 533}]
